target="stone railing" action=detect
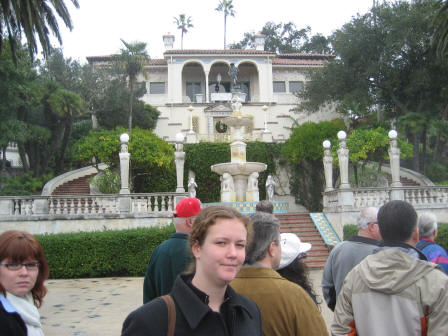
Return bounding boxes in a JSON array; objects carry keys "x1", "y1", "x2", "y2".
[
  {"x1": 325, "y1": 186, "x2": 448, "y2": 210},
  {"x1": 0, "y1": 192, "x2": 186, "y2": 219}
]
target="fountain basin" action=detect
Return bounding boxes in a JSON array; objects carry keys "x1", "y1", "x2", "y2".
[{"x1": 211, "y1": 162, "x2": 267, "y2": 202}]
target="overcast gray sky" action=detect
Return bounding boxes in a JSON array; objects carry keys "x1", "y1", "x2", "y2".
[{"x1": 58, "y1": 0, "x2": 375, "y2": 63}]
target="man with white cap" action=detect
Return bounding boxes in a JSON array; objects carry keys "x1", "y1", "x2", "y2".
[
  {"x1": 276, "y1": 233, "x2": 317, "y2": 304},
  {"x1": 143, "y1": 197, "x2": 201, "y2": 303},
  {"x1": 322, "y1": 207, "x2": 381, "y2": 310}
]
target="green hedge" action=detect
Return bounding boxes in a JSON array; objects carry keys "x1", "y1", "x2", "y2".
[
  {"x1": 343, "y1": 223, "x2": 448, "y2": 251},
  {"x1": 36, "y1": 226, "x2": 174, "y2": 279}
]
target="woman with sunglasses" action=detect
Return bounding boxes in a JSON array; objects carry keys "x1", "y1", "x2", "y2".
[
  {"x1": 0, "y1": 230, "x2": 49, "y2": 336},
  {"x1": 122, "y1": 206, "x2": 262, "y2": 335}
]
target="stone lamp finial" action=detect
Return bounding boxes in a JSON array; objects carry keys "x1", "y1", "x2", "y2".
[
  {"x1": 337, "y1": 130, "x2": 347, "y2": 140},
  {"x1": 120, "y1": 133, "x2": 129, "y2": 143},
  {"x1": 175, "y1": 132, "x2": 185, "y2": 143},
  {"x1": 323, "y1": 140, "x2": 331, "y2": 149},
  {"x1": 388, "y1": 130, "x2": 398, "y2": 139}
]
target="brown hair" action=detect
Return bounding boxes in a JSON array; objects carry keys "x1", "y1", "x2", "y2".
[
  {"x1": 0, "y1": 230, "x2": 49, "y2": 307},
  {"x1": 186, "y1": 206, "x2": 253, "y2": 274}
]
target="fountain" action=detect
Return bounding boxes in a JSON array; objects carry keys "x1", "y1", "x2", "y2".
[{"x1": 211, "y1": 97, "x2": 267, "y2": 202}]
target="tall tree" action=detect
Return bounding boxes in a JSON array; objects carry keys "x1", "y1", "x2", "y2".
[
  {"x1": 215, "y1": 0, "x2": 235, "y2": 49},
  {"x1": 114, "y1": 39, "x2": 149, "y2": 134},
  {"x1": 432, "y1": 0, "x2": 448, "y2": 58},
  {"x1": 229, "y1": 21, "x2": 330, "y2": 54},
  {"x1": 298, "y1": 0, "x2": 448, "y2": 173},
  {"x1": 173, "y1": 14, "x2": 193, "y2": 49},
  {"x1": 0, "y1": 0, "x2": 80, "y2": 65}
]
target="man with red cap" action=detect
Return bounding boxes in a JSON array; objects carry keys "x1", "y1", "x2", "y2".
[{"x1": 143, "y1": 197, "x2": 201, "y2": 303}]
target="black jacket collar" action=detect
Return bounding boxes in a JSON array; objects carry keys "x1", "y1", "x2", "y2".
[
  {"x1": 172, "y1": 274, "x2": 254, "y2": 330},
  {"x1": 348, "y1": 235, "x2": 380, "y2": 246},
  {"x1": 379, "y1": 241, "x2": 428, "y2": 261}
]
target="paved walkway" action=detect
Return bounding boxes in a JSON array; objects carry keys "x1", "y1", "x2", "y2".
[{"x1": 39, "y1": 270, "x2": 333, "y2": 335}]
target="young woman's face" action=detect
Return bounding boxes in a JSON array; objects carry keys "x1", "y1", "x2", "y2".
[
  {"x1": 0, "y1": 258, "x2": 39, "y2": 297},
  {"x1": 193, "y1": 218, "x2": 247, "y2": 287}
]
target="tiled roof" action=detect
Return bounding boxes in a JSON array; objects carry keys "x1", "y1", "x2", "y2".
[
  {"x1": 86, "y1": 55, "x2": 167, "y2": 66},
  {"x1": 272, "y1": 58, "x2": 328, "y2": 66},
  {"x1": 163, "y1": 49, "x2": 276, "y2": 55},
  {"x1": 276, "y1": 53, "x2": 336, "y2": 59}
]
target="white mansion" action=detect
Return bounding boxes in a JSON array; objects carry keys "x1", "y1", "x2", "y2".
[{"x1": 87, "y1": 34, "x2": 338, "y2": 143}]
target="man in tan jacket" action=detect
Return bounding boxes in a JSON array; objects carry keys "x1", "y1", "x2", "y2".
[{"x1": 231, "y1": 211, "x2": 328, "y2": 336}]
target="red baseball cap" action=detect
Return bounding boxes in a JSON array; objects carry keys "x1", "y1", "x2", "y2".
[{"x1": 175, "y1": 197, "x2": 201, "y2": 218}]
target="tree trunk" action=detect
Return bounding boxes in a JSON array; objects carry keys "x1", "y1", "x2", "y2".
[
  {"x1": 128, "y1": 78, "x2": 134, "y2": 134},
  {"x1": 17, "y1": 143, "x2": 29, "y2": 173},
  {"x1": 55, "y1": 117, "x2": 73, "y2": 173},
  {"x1": 224, "y1": 15, "x2": 227, "y2": 49},
  {"x1": 412, "y1": 131, "x2": 420, "y2": 172},
  {"x1": 421, "y1": 124, "x2": 427, "y2": 174}
]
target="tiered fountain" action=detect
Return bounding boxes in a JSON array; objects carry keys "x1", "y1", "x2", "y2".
[{"x1": 211, "y1": 97, "x2": 267, "y2": 202}]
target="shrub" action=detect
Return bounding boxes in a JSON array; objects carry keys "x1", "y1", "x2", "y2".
[
  {"x1": 36, "y1": 225, "x2": 175, "y2": 279},
  {"x1": 343, "y1": 224, "x2": 357, "y2": 240},
  {"x1": 91, "y1": 168, "x2": 120, "y2": 194}
]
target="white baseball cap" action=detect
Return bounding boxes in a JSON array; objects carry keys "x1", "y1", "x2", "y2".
[{"x1": 278, "y1": 233, "x2": 312, "y2": 269}]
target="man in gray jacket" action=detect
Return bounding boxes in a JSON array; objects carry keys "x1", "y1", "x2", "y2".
[
  {"x1": 332, "y1": 200, "x2": 448, "y2": 336},
  {"x1": 322, "y1": 207, "x2": 381, "y2": 310}
]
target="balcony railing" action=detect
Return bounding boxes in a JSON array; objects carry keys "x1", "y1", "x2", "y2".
[{"x1": 0, "y1": 192, "x2": 187, "y2": 219}]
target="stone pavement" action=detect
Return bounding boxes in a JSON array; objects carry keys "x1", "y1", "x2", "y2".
[{"x1": 40, "y1": 270, "x2": 333, "y2": 336}]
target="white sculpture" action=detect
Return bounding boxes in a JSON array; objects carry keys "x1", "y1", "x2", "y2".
[
  {"x1": 222, "y1": 173, "x2": 235, "y2": 192},
  {"x1": 188, "y1": 177, "x2": 198, "y2": 198},
  {"x1": 247, "y1": 172, "x2": 259, "y2": 191},
  {"x1": 266, "y1": 175, "x2": 276, "y2": 202}
]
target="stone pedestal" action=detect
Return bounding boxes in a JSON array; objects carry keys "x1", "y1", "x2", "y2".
[
  {"x1": 323, "y1": 140, "x2": 334, "y2": 191},
  {"x1": 186, "y1": 132, "x2": 198, "y2": 144},
  {"x1": 246, "y1": 190, "x2": 259, "y2": 202},
  {"x1": 221, "y1": 190, "x2": 236, "y2": 202},
  {"x1": 337, "y1": 131, "x2": 351, "y2": 189},
  {"x1": 119, "y1": 133, "x2": 130, "y2": 195},
  {"x1": 0, "y1": 199, "x2": 13, "y2": 215},
  {"x1": 33, "y1": 199, "x2": 49, "y2": 215},
  {"x1": 231, "y1": 141, "x2": 247, "y2": 163},
  {"x1": 118, "y1": 196, "x2": 131, "y2": 213},
  {"x1": 175, "y1": 151, "x2": 185, "y2": 193}
]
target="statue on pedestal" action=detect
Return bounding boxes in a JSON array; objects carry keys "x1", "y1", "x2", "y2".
[
  {"x1": 188, "y1": 177, "x2": 198, "y2": 198},
  {"x1": 222, "y1": 173, "x2": 234, "y2": 192},
  {"x1": 228, "y1": 63, "x2": 239, "y2": 90},
  {"x1": 247, "y1": 172, "x2": 259, "y2": 191},
  {"x1": 266, "y1": 175, "x2": 276, "y2": 202}
]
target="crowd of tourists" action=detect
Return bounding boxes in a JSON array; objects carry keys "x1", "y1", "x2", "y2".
[{"x1": 1, "y1": 198, "x2": 447, "y2": 335}]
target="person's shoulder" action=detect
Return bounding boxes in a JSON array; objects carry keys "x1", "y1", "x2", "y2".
[{"x1": 122, "y1": 298, "x2": 168, "y2": 335}]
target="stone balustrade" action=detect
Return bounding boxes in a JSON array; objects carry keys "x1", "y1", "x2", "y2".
[{"x1": 0, "y1": 193, "x2": 183, "y2": 219}]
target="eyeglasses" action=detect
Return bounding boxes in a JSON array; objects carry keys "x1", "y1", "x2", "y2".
[{"x1": 0, "y1": 262, "x2": 40, "y2": 271}]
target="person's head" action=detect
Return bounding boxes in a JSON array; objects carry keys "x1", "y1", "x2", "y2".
[
  {"x1": 356, "y1": 207, "x2": 381, "y2": 240},
  {"x1": 277, "y1": 233, "x2": 312, "y2": 270},
  {"x1": 256, "y1": 200, "x2": 274, "y2": 214},
  {"x1": 174, "y1": 197, "x2": 202, "y2": 234},
  {"x1": 246, "y1": 211, "x2": 281, "y2": 268},
  {"x1": 418, "y1": 212, "x2": 438, "y2": 239},
  {"x1": 378, "y1": 200, "x2": 418, "y2": 245},
  {"x1": 0, "y1": 230, "x2": 49, "y2": 307},
  {"x1": 188, "y1": 206, "x2": 252, "y2": 286}
]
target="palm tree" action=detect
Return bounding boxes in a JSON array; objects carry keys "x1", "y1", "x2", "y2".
[
  {"x1": 174, "y1": 14, "x2": 193, "y2": 49},
  {"x1": 114, "y1": 39, "x2": 149, "y2": 134},
  {"x1": 433, "y1": 0, "x2": 448, "y2": 58},
  {"x1": 215, "y1": 0, "x2": 235, "y2": 49},
  {"x1": 0, "y1": 0, "x2": 80, "y2": 65}
]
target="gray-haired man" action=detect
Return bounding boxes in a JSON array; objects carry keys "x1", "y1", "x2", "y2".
[
  {"x1": 231, "y1": 211, "x2": 327, "y2": 336},
  {"x1": 322, "y1": 207, "x2": 381, "y2": 310}
]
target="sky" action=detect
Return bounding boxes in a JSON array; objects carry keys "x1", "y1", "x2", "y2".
[{"x1": 58, "y1": 0, "x2": 375, "y2": 64}]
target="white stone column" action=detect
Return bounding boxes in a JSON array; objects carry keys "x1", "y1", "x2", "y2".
[
  {"x1": 119, "y1": 133, "x2": 130, "y2": 195},
  {"x1": 205, "y1": 70, "x2": 210, "y2": 103},
  {"x1": 175, "y1": 133, "x2": 186, "y2": 193},
  {"x1": 262, "y1": 105, "x2": 273, "y2": 143},
  {"x1": 337, "y1": 131, "x2": 354, "y2": 208},
  {"x1": 323, "y1": 140, "x2": 334, "y2": 191},
  {"x1": 388, "y1": 130, "x2": 404, "y2": 200},
  {"x1": 186, "y1": 105, "x2": 198, "y2": 144},
  {"x1": 337, "y1": 131, "x2": 350, "y2": 189}
]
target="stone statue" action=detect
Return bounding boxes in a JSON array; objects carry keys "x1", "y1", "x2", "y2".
[
  {"x1": 228, "y1": 63, "x2": 239, "y2": 89},
  {"x1": 222, "y1": 173, "x2": 234, "y2": 192},
  {"x1": 247, "y1": 172, "x2": 259, "y2": 191},
  {"x1": 266, "y1": 175, "x2": 276, "y2": 202},
  {"x1": 188, "y1": 177, "x2": 198, "y2": 198}
]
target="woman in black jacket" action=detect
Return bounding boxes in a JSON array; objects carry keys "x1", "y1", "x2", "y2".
[{"x1": 122, "y1": 206, "x2": 262, "y2": 336}]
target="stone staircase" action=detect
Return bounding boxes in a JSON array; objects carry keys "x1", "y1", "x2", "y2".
[
  {"x1": 276, "y1": 212, "x2": 330, "y2": 270},
  {"x1": 387, "y1": 175, "x2": 420, "y2": 187},
  {"x1": 52, "y1": 174, "x2": 96, "y2": 195}
]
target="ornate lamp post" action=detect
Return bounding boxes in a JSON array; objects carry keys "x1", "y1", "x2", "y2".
[
  {"x1": 187, "y1": 105, "x2": 194, "y2": 134},
  {"x1": 323, "y1": 140, "x2": 334, "y2": 191},
  {"x1": 174, "y1": 132, "x2": 186, "y2": 193},
  {"x1": 119, "y1": 133, "x2": 130, "y2": 195}
]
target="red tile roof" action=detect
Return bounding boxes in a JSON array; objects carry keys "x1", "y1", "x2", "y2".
[
  {"x1": 86, "y1": 55, "x2": 167, "y2": 66},
  {"x1": 163, "y1": 49, "x2": 276, "y2": 55},
  {"x1": 272, "y1": 58, "x2": 328, "y2": 66}
]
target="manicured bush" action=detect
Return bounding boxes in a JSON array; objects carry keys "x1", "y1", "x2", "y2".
[{"x1": 36, "y1": 225, "x2": 175, "y2": 279}]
